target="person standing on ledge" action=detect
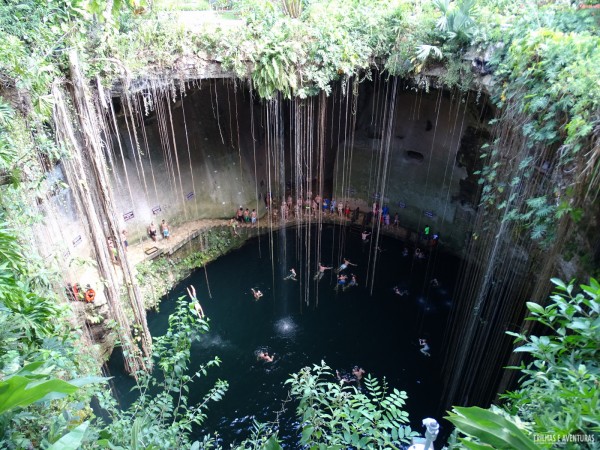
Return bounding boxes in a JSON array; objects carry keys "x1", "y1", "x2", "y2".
[
  {"x1": 423, "y1": 224, "x2": 430, "y2": 240},
  {"x1": 121, "y1": 229, "x2": 128, "y2": 252},
  {"x1": 148, "y1": 222, "x2": 158, "y2": 242},
  {"x1": 160, "y1": 220, "x2": 170, "y2": 240}
]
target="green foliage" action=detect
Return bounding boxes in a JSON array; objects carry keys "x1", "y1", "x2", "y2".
[
  {"x1": 448, "y1": 278, "x2": 599, "y2": 449},
  {"x1": 502, "y1": 279, "x2": 600, "y2": 441},
  {"x1": 96, "y1": 297, "x2": 228, "y2": 448},
  {"x1": 136, "y1": 227, "x2": 242, "y2": 309},
  {"x1": 0, "y1": 362, "x2": 104, "y2": 415},
  {"x1": 447, "y1": 405, "x2": 538, "y2": 450},
  {"x1": 286, "y1": 361, "x2": 417, "y2": 449},
  {"x1": 433, "y1": 0, "x2": 476, "y2": 45}
]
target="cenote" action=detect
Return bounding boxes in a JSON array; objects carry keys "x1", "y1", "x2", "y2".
[{"x1": 107, "y1": 224, "x2": 458, "y2": 445}]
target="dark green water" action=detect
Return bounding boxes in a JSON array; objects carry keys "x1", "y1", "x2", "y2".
[{"x1": 108, "y1": 224, "x2": 457, "y2": 446}]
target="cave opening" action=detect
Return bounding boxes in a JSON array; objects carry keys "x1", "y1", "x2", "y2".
[{"x1": 94, "y1": 73, "x2": 517, "y2": 435}]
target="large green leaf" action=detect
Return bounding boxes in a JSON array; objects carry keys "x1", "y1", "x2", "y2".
[
  {"x1": 447, "y1": 407, "x2": 538, "y2": 450},
  {"x1": 0, "y1": 375, "x2": 79, "y2": 414},
  {"x1": 47, "y1": 421, "x2": 90, "y2": 450}
]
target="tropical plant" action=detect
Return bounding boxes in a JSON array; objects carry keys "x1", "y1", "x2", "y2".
[
  {"x1": 447, "y1": 278, "x2": 600, "y2": 449},
  {"x1": 447, "y1": 405, "x2": 538, "y2": 450},
  {"x1": 503, "y1": 278, "x2": 600, "y2": 440},
  {"x1": 286, "y1": 361, "x2": 417, "y2": 449},
  {"x1": 96, "y1": 297, "x2": 228, "y2": 448},
  {"x1": 433, "y1": 0, "x2": 477, "y2": 45}
]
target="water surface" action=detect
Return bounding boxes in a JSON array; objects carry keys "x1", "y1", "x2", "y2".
[{"x1": 108, "y1": 224, "x2": 457, "y2": 446}]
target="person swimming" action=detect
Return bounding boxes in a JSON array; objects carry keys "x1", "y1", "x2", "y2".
[
  {"x1": 419, "y1": 338, "x2": 431, "y2": 357},
  {"x1": 352, "y1": 366, "x2": 366, "y2": 380},
  {"x1": 257, "y1": 351, "x2": 274, "y2": 362},
  {"x1": 251, "y1": 288, "x2": 263, "y2": 300},
  {"x1": 336, "y1": 369, "x2": 356, "y2": 384},
  {"x1": 314, "y1": 262, "x2": 332, "y2": 280},
  {"x1": 343, "y1": 274, "x2": 358, "y2": 291},
  {"x1": 393, "y1": 286, "x2": 409, "y2": 296},
  {"x1": 334, "y1": 274, "x2": 348, "y2": 291},
  {"x1": 284, "y1": 268, "x2": 297, "y2": 281},
  {"x1": 336, "y1": 258, "x2": 357, "y2": 273}
]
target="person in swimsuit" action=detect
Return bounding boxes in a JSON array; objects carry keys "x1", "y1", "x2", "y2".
[
  {"x1": 343, "y1": 274, "x2": 357, "y2": 291},
  {"x1": 336, "y1": 370, "x2": 355, "y2": 385},
  {"x1": 419, "y1": 338, "x2": 431, "y2": 357},
  {"x1": 314, "y1": 262, "x2": 332, "y2": 280},
  {"x1": 394, "y1": 286, "x2": 409, "y2": 296},
  {"x1": 335, "y1": 274, "x2": 348, "y2": 291},
  {"x1": 187, "y1": 285, "x2": 205, "y2": 319},
  {"x1": 148, "y1": 222, "x2": 158, "y2": 242},
  {"x1": 251, "y1": 288, "x2": 263, "y2": 300},
  {"x1": 284, "y1": 268, "x2": 297, "y2": 281},
  {"x1": 160, "y1": 220, "x2": 170, "y2": 239},
  {"x1": 336, "y1": 258, "x2": 357, "y2": 273},
  {"x1": 352, "y1": 366, "x2": 366, "y2": 380},
  {"x1": 258, "y1": 351, "x2": 273, "y2": 362},
  {"x1": 121, "y1": 230, "x2": 128, "y2": 252}
]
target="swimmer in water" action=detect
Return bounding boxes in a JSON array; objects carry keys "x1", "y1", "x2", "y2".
[
  {"x1": 336, "y1": 258, "x2": 357, "y2": 273},
  {"x1": 343, "y1": 274, "x2": 358, "y2": 291},
  {"x1": 187, "y1": 285, "x2": 204, "y2": 319},
  {"x1": 258, "y1": 351, "x2": 274, "y2": 363},
  {"x1": 314, "y1": 262, "x2": 332, "y2": 280},
  {"x1": 430, "y1": 278, "x2": 439, "y2": 287},
  {"x1": 334, "y1": 274, "x2": 348, "y2": 291},
  {"x1": 393, "y1": 286, "x2": 409, "y2": 296},
  {"x1": 284, "y1": 268, "x2": 297, "y2": 281},
  {"x1": 419, "y1": 338, "x2": 431, "y2": 357},
  {"x1": 352, "y1": 366, "x2": 366, "y2": 380},
  {"x1": 361, "y1": 230, "x2": 371, "y2": 242},
  {"x1": 251, "y1": 288, "x2": 263, "y2": 300},
  {"x1": 336, "y1": 369, "x2": 355, "y2": 385}
]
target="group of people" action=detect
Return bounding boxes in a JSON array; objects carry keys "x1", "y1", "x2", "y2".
[
  {"x1": 334, "y1": 258, "x2": 358, "y2": 291},
  {"x1": 148, "y1": 220, "x2": 170, "y2": 242},
  {"x1": 235, "y1": 207, "x2": 258, "y2": 226},
  {"x1": 369, "y1": 202, "x2": 398, "y2": 228},
  {"x1": 265, "y1": 192, "x2": 362, "y2": 223}
]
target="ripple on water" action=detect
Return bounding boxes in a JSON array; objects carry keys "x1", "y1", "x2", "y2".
[
  {"x1": 196, "y1": 332, "x2": 232, "y2": 349},
  {"x1": 274, "y1": 317, "x2": 299, "y2": 339}
]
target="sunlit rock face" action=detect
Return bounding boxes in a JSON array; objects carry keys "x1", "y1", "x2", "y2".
[{"x1": 93, "y1": 76, "x2": 492, "y2": 249}]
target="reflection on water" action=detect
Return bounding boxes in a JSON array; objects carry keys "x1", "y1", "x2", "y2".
[{"x1": 274, "y1": 317, "x2": 298, "y2": 339}]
